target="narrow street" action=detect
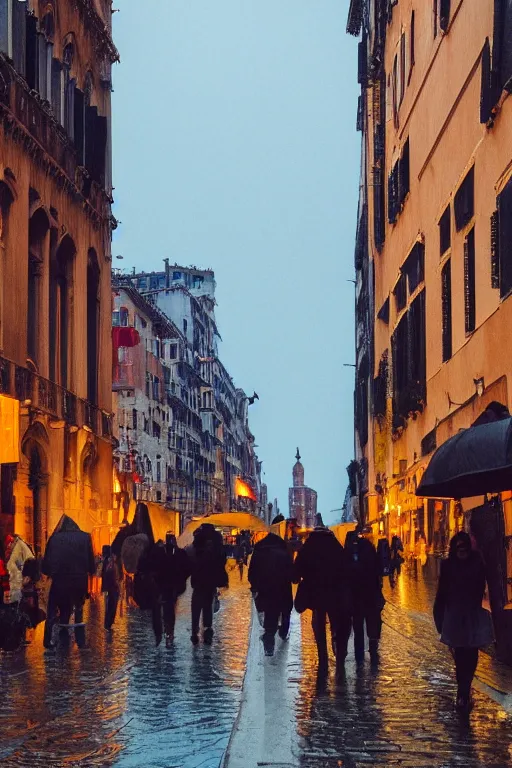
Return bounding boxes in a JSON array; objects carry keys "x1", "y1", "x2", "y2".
[{"x1": 1, "y1": 565, "x2": 512, "y2": 768}]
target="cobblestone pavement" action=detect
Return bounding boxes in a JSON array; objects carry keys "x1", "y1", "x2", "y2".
[
  {"x1": 296, "y1": 565, "x2": 512, "y2": 768},
  {"x1": 0, "y1": 566, "x2": 251, "y2": 768}
]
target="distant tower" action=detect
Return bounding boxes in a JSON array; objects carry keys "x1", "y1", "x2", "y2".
[{"x1": 288, "y1": 448, "x2": 318, "y2": 529}]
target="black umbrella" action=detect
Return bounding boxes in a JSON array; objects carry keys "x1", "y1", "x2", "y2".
[{"x1": 416, "y1": 416, "x2": 512, "y2": 499}]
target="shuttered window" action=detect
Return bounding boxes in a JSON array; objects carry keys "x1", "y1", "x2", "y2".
[
  {"x1": 439, "y1": 205, "x2": 451, "y2": 255},
  {"x1": 491, "y1": 210, "x2": 500, "y2": 289},
  {"x1": 464, "y1": 227, "x2": 476, "y2": 334},
  {"x1": 12, "y1": 0, "x2": 26, "y2": 76},
  {"x1": 394, "y1": 273, "x2": 407, "y2": 313},
  {"x1": 498, "y1": 176, "x2": 512, "y2": 298},
  {"x1": 454, "y1": 167, "x2": 474, "y2": 231},
  {"x1": 441, "y1": 259, "x2": 452, "y2": 362},
  {"x1": 25, "y1": 12, "x2": 37, "y2": 89},
  {"x1": 398, "y1": 138, "x2": 410, "y2": 204},
  {"x1": 440, "y1": 0, "x2": 451, "y2": 32}
]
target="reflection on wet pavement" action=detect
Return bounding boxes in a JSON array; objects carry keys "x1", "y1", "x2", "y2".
[
  {"x1": 296, "y1": 564, "x2": 512, "y2": 767},
  {"x1": 0, "y1": 571, "x2": 251, "y2": 768}
]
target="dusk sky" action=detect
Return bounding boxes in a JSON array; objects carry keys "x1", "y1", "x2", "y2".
[{"x1": 112, "y1": 1, "x2": 361, "y2": 524}]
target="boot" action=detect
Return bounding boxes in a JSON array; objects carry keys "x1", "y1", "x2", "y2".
[
  {"x1": 369, "y1": 638, "x2": 380, "y2": 664},
  {"x1": 203, "y1": 627, "x2": 214, "y2": 645},
  {"x1": 262, "y1": 631, "x2": 275, "y2": 656}
]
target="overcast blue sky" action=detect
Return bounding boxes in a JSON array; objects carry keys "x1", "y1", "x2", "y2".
[{"x1": 112, "y1": 1, "x2": 360, "y2": 524}]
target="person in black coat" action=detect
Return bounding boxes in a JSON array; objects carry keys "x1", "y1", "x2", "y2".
[
  {"x1": 142, "y1": 533, "x2": 191, "y2": 647},
  {"x1": 187, "y1": 524, "x2": 228, "y2": 646},
  {"x1": 345, "y1": 528, "x2": 384, "y2": 664},
  {"x1": 249, "y1": 533, "x2": 293, "y2": 656},
  {"x1": 293, "y1": 521, "x2": 351, "y2": 676},
  {"x1": 42, "y1": 515, "x2": 95, "y2": 649},
  {"x1": 433, "y1": 531, "x2": 493, "y2": 710}
]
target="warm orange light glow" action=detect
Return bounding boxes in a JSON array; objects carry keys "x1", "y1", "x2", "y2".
[
  {"x1": 0, "y1": 395, "x2": 19, "y2": 464},
  {"x1": 235, "y1": 477, "x2": 257, "y2": 501}
]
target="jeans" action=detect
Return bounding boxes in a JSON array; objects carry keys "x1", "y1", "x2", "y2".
[
  {"x1": 453, "y1": 647, "x2": 479, "y2": 698},
  {"x1": 152, "y1": 595, "x2": 177, "y2": 640},
  {"x1": 44, "y1": 578, "x2": 87, "y2": 649},
  {"x1": 312, "y1": 607, "x2": 351, "y2": 671},
  {"x1": 104, "y1": 590, "x2": 119, "y2": 630},
  {"x1": 352, "y1": 602, "x2": 382, "y2": 661},
  {"x1": 262, "y1": 608, "x2": 291, "y2": 651},
  {"x1": 191, "y1": 588, "x2": 216, "y2": 634}
]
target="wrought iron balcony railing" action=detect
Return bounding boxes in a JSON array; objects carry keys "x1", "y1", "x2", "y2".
[{"x1": 0, "y1": 356, "x2": 112, "y2": 440}]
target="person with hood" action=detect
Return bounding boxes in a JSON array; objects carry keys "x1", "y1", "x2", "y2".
[
  {"x1": 140, "y1": 532, "x2": 191, "y2": 647},
  {"x1": 101, "y1": 544, "x2": 120, "y2": 633},
  {"x1": 433, "y1": 531, "x2": 494, "y2": 711},
  {"x1": 346, "y1": 527, "x2": 384, "y2": 664},
  {"x1": 249, "y1": 532, "x2": 293, "y2": 656},
  {"x1": 187, "y1": 523, "x2": 228, "y2": 646},
  {"x1": 293, "y1": 516, "x2": 351, "y2": 676},
  {"x1": 112, "y1": 502, "x2": 155, "y2": 604},
  {"x1": 4, "y1": 534, "x2": 35, "y2": 605},
  {"x1": 42, "y1": 515, "x2": 95, "y2": 649}
]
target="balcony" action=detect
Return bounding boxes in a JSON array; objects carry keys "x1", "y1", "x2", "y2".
[
  {"x1": 0, "y1": 356, "x2": 112, "y2": 439},
  {"x1": 0, "y1": 56, "x2": 111, "y2": 223}
]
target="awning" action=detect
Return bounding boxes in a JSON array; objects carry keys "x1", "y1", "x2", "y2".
[
  {"x1": 178, "y1": 512, "x2": 268, "y2": 548},
  {"x1": 416, "y1": 417, "x2": 512, "y2": 499}
]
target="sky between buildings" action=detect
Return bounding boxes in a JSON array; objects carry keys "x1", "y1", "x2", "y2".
[{"x1": 112, "y1": 1, "x2": 360, "y2": 525}]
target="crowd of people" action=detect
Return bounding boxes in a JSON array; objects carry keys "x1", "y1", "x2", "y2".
[{"x1": 0, "y1": 507, "x2": 494, "y2": 713}]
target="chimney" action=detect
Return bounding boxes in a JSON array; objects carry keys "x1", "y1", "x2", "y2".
[{"x1": 164, "y1": 258, "x2": 170, "y2": 288}]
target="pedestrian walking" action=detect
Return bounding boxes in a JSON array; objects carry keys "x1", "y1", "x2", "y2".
[
  {"x1": 3, "y1": 534, "x2": 35, "y2": 605},
  {"x1": 248, "y1": 532, "x2": 293, "y2": 656},
  {"x1": 187, "y1": 523, "x2": 228, "y2": 646},
  {"x1": 101, "y1": 544, "x2": 120, "y2": 633},
  {"x1": 141, "y1": 533, "x2": 191, "y2": 647},
  {"x1": 389, "y1": 534, "x2": 404, "y2": 584},
  {"x1": 293, "y1": 517, "x2": 351, "y2": 676},
  {"x1": 346, "y1": 527, "x2": 384, "y2": 665},
  {"x1": 112, "y1": 502, "x2": 155, "y2": 605},
  {"x1": 42, "y1": 515, "x2": 95, "y2": 650},
  {"x1": 433, "y1": 531, "x2": 494, "y2": 711},
  {"x1": 237, "y1": 556, "x2": 245, "y2": 581}
]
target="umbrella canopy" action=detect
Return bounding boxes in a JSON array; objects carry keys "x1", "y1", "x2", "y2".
[
  {"x1": 178, "y1": 513, "x2": 268, "y2": 549},
  {"x1": 416, "y1": 417, "x2": 512, "y2": 499}
]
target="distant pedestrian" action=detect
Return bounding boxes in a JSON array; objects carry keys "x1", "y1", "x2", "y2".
[
  {"x1": 433, "y1": 531, "x2": 494, "y2": 711},
  {"x1": 389, "y1": 534, "x2": 404, "y2": 584},
  {"x1": 42, "y1": 515, "x2": 95, "y2": 650},
  {"x1": 187, "y1": 524, "x2": 228, "y2": 646},
  {"x1": 237, "y1": 557, "x2": 245, "y2": 581},
  {"x1": 101, "y1": 545, "x2": 120, "y2": 633},
  {"x1": 249, "y1": 532, "x2": 293, "y2": 656},
  {"x1": 141, "y1": 533, "x2": 191, "y2": 647},
  {"x1": 346, "y1": 527, "x2": 384, "y2": 665},
  {"x1": 293, "y1": 517, "x2": 351, "y2": 677}
]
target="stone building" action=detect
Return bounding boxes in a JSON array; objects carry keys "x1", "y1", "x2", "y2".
[
  {"x1": 288, "y1": 449, "x2": 317, "y2": 529},
  {"x1": 347, "y1": 1, "x2": 512, "y2": 655},
  {"x1": 116, "y1": 265, "x2": 262, "y2": 528},
  {"x1": 0, "y1": 1, "x2": 117, "y2": 550}
]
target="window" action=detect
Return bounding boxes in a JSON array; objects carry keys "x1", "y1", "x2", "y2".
[
  {"x1": 494, "y1": 1, "x2": 512, "y2": 91},
  {"x1": 183, "y1": 319, "x2": 188, "y2": 334},
  {"x1": 388, "y1": 140, "x2": 409, "y2": 224},
  {"x1": 156, "y1": 461, "x2": 161, "y2": 483},
  {"x1": 441, "y1": 260, "x2": 452, "y2": 361},
  {"x1": 493, "y1": 177, "x2": 512, "y2": 297},
  {"x1": 440, "y1": 0, "x2": 451, "y2": 33},
  {"x1": 464, "y1": 227, "x2": 476, "y2": 334},
  {"x1": 152, "y1": 376, "x2": 160, "y2": 401},
  {"x1": 392, "y1": 291, "x2": 426, "y2": 422},
  {"x1": 172, "y1": 271, "x2": 181, "y2": 280},
  {"x1": 454, "y1": 167, "x2": 474, "y2": 231},
  {"x1": 392, "y1": 54, "x2": 399, "y2": 127},
  {"x1": 169, "y1": 343, "x2": 178, "y2": 360},
  {"x1": 409, "y1": 11, "x2": 415, "y2": 81},
  {"x1": 439, "y1": 205, "x2": 451, "y2": 255},
  {"x1": 394, "y1": 273, "x2": 407, "y2": 313},
  {"x1": 152, "y1": 421, "x2": 161, "y2": 439},
  {"x1": 132, "y1": 409, "x2": 138, "y2": 430},
  {"x1": 388, "y1": 162, "x2": 399, "y2": 223},
  {"x1": 0, "y1": 0, "x2": 28, "y2": 75},
  {"x1": 433, "y1": 0, "x2": 438, "y2": 37},
  {"x1": 145, "y1": 373, "x2": 150, "y2": 398},
  {"x1": 399, "y1": 32, "x2": 406, "y2": 106},
  {"x1": 377, "y1": 297, "x2": 390, "y2": 324},
  {"x1": 402, "y1": 241, "x2": 425, "y2": 295}
]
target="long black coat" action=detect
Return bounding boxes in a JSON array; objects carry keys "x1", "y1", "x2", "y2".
[
  {"x1": 188, "y1": 524, "x2": 228, "y2": 591},
  {"x1": 293, "y1": 528, "x2": 349, "y2": 612},
  {"x1": 42, "y1": 515, "x2": 95, "y2": 586},
  {"x1": 142, "y1": 541, "x2": 191, "y2": 600},
  {"x1": 345, "y1": 534, "x2": 383, "y2": 612},
  {"x1": 248, "y1": 533, "x2": 293, "y2": 615}
]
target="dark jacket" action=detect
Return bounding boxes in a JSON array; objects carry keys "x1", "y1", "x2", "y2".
[
  {"x1": 433, "y1": 550, "x2": 491, "y2": 646},
  {"x1": 143, "y1": 541, "x2": 191, "y2": 600},
  {"x1": 293, "y1": 528, "x2": 349, "y2": 612},
  {"x1": 345, "y1": 534, "x2": 383, "y2": 607},
  {"x1": 42, "y1": 515, "x2": 95, "y2": 586},
  {"x1": 111, "y1": 503, "x2": 155, "y2": 558},
  {"x1": 249, "y1": 533, "x2": 293, "y2": 614},
  {"x1": 188, "y1": 524, "x2": 228, "y2": 591}
]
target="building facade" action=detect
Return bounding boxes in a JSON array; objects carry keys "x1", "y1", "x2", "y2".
[
  {"x1": 0, "y1": 1, "x2": 117, "y2": 551},
  {"x1": 348, "y1": 0, "x2": 512, "y2": 656},
  {"x1": 288, "y1": 449, "x2": 317, "y2": 529},
  {"x1": 114, "y1": 266, "x2": 262, "y2": 529}
]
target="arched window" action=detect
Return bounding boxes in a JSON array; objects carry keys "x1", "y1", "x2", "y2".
[
  {"x1": 50, "y1": 234, "x2": 75, "y2": 388},
  {"x1": 28, "y1": 207, "x2": 50, "y2": 369},
  {"x1": 87, "y1": 249, "x2": 100, "y2": 404},
  {"x1": 37, "y1": 12, "x2": 54, "y2": 103},
  {"x1": 63, "y1": 41, "x2": 75, "y2": 137}
]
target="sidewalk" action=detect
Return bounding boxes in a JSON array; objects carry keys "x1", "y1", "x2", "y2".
[{"x1": 223, "y1": 585, "x2": 512, "y2": 768}]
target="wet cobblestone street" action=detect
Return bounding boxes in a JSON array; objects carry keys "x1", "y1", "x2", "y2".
[
  {"x1": 0, "y1": 568, "x2": 251, "y2": 768},
  {"x1": 2, "y1": 565, "x2": 512, "y2": 768}
]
